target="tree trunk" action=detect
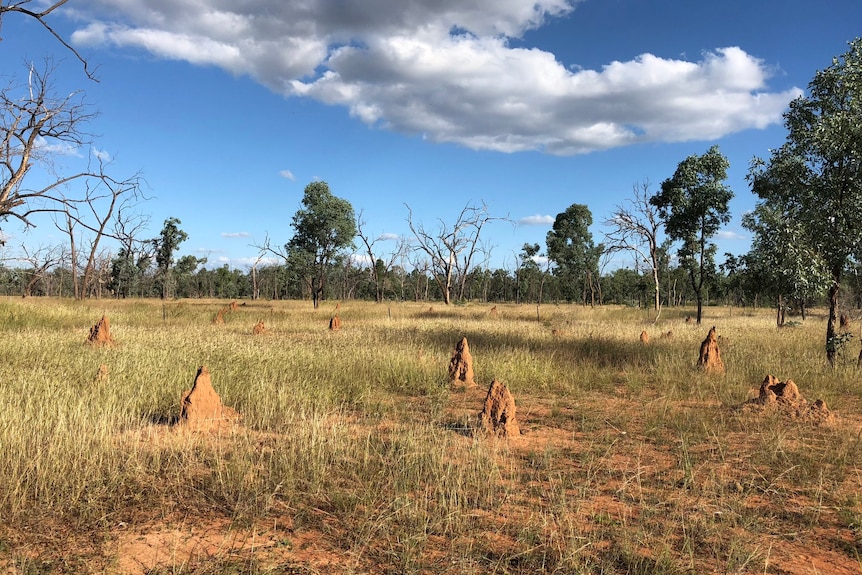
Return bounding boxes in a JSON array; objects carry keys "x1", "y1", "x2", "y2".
[
  {"x1": 776, "y1": 294, "x2": 785, "y2": 327},
  {"x1": 827, "y1": 276, "x2": 840, "y2": 367},
  {"x1": 696, "y1": 294, "x2": 703, "y2": 325}
]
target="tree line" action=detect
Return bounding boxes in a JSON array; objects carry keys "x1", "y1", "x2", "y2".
[{"x1": 1, "y1": 7, "x2": 861, "y2": 363}]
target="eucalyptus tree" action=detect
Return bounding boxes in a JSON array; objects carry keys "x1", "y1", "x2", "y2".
[
  {"x1": 741, "y1": 202, "x2": 830, "y2": 327},
  {"x1": 154, "y1": 217, "x2": 188, "y2": 299},
  {"x1": 748, "y1": 38, "x2": 862, "y2": 365},
  {"x1": 650, "y1": 145, "x2": 733, "y2": 324},
  {"x1": 269, "y1": 181, "x2": 356, "y2": 309},
  {"x1": 546, "y1": 203, "x2": 602, "y2": 305}
]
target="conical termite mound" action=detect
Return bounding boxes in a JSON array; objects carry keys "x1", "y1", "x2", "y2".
[
  {"x1": 329, "y1": 315, "x2": 341, "y2": 330},
  {"x1": 448, "y1": 336, "x2": 475, "y2": 388},
  {"x1": 229, "y1": 300, "x2": 238, "y2": 311},
  {"x1": 696, "y1": 326, "x2": 724, "y2": 374},
  {"x1": 213, "y1": 308, "x2": 226, "y2": 325},
  {"x1": 252, "y1": 320, "x2": 267, "y2": 335},
  {"x1": 639, "y1": 330, "x2": 649, "y2": 344},
  {"x1": 478, "y1": 379, "x2": 521, "y2": 437},
  {"x1": 179, "y1": 365, "x2": 240, "y2": 431},
  {"x1": 489, "y1": 305, "x2": 499, "y2": 318},
  {"x1": 86, "y1": 315, "x2": 115, "y2": 346}
]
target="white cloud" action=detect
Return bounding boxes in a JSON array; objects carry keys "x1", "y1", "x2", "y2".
[
  {"x1": 518, "y1": 214, "x2": 554, "y2": 226},
  {"x1": 378, "y1": 232, "x2": 400, "y2": 241},
  {"x1": 71, "y1": 0, "x2": 800, "y2": 155},
  {"x1": 716, "y1": 230, "x2": 747, "y2": 241},
  {"x1": 34, "y1": 136, "x2": 81, "y2": 157},
  {"x1": 92, "y1": 147, "x2": 112, "y2": 162},
  {"x1": 279, "y1": 169, "x2": 295, "y2": 181},
  {"x1": 221, "y1": 232, "x2": 250, "y2": 238}
]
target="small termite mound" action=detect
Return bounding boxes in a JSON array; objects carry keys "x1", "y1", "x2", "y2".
[
  {"x1": 179, "y1": 365, "x2": 240, "y2": 431},
  {"x1": 478, "y1": 379, "x2": 520, "y2": 437},
  {"x1": 252, "y1": 320, "x2": 267, "y2": 335},
  {"x1": 213, "y1": 308, "x2": 226, "y2": 325},
  {"x1": 448, "y1": 336, "x2": 476, "y2": 388},
  {"x1": 745, "y1": 374, "x2": 835, "y2": 425},
  {"x1": 329, "y1": 315, "x2": 342, "y2": 330},
  {"x1": 639, "y1": 330, "x2": 649, "y2": 344},
  {"x1": 229, "y1": 300, "x2": 238, "y2": 311},
  {"x1": 86, "y1": 315, "x2": 115, "y2": 346},
  {"x1": 696, "y1": 326, "x2": 725, "y2": 374},
  {"x1": 660, "y1": 330, "x2": 673, "y2": 340},
  {"x1": 489, "y1": 305, "x2": 499, "y2": 318}
]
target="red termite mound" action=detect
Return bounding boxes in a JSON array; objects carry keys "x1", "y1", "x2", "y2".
[
  {"x1": 746, "y1": 374, "x2": 835, "y2": 425},
  {"x1": 448, "y1": 336, "x2": 475, "y2": 387},
  {"x1": 697, "y1": 326, "x2": 725, "y2": 374},
  {"x1": 478, "y1": 379, "x2": 521, "y2": 437},
  {"x1": 329, "y1": 315, "x2": 341, "y2": 331},
  {"x1": 179, "y1": 366, "x2": 240, "y2": 431},
  {"x1": 86, "y1": 315, "x2": 115, "y2": 346}
]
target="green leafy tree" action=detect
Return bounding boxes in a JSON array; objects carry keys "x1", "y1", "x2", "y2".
[
  {"x1": 285, "y1": 181, "x2": 356, "y2": 309},
  {"x1": 741, "y1": 203, "x2": 830, "y2": 326},
  {"x1": 650, "y1": 145, "x2": 733, "y2": 324},
  {"x1": 153, "y1": 217, "x2": 188, "y2": 299},
  {"x1": 516, "y1": 243, "x2": 543, "y2": 304},
  {"x1": 748, "y1": 38, "x2": 862, "y2": 365},
  {"x1": 546, "y1": 203, "x2": 602, "y2": 305}
]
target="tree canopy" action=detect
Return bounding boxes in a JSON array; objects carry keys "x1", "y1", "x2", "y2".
[
  {"x1": 650, "y1": 145, "x2": 733, "y2": 324},
  {"x1": 546, "y1": 203, "x2": 601, "y2": 305},
  {"x1": 748, "y1": 38, "x2": 862, "y2": 364},
  {"x1": 287, "y1": 181, "x2": 356, "y2": 308}
]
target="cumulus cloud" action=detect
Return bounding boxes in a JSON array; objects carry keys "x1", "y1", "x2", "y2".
[
  {"x1": 518, "y1": 214, "x2": 554, "y2": 226},
  {"x1": 71, "y1": 0, "x2": 800, "y2": 154},
  {"x1": 221, "y1": 232, "x2": 250, "y2": 238},
  {"x1": 279, "y1": 169, "x2": 296, "y2": 181}
]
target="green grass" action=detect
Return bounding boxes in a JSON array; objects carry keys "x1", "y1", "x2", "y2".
[{"x1": 1, "y1": 297, "x2": 862, "y2": 573}]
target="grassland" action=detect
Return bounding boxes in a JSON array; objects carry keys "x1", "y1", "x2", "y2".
[{"x1": 1, "y1": 297, "x2": 862, "y2": 574}]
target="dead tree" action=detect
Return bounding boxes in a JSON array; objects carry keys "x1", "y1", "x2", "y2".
[
  {"x1": 1, "y1": 61, "x2": 140, "y2": 230},
  {"x1": 356, "y1": 211, "x2": 408, "y2": 303},
  {"x1": 406, "y1": 202, "x2": 506, "y2": 304},
  {"x1": 603, "y1": 180, "x2": 664, "y2": 319}
]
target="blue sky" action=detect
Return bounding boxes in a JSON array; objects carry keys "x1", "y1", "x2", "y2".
[{"x1": 1, "y1": 0, "x2": 860, "y2": 273}]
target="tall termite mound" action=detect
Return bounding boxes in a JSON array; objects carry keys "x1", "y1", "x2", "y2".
[
  {"x1": 329, "y1": 315, "x2": 341, "y2": 330},
  {"x1": 179, "y1": 366, "x2": 240, "y2": 431},
  {"x1": 478, "y1": 379, "x2": 520, "y2": 437},
  {"x1": 86, "y1": 315, "x2": 115, "y2": 346},
  {"x1": 697, "y1": 326, "x2": 725, "y2": 374},
  {"x1": 448, "y1": 336, "x2": 475, "y2": 387}
]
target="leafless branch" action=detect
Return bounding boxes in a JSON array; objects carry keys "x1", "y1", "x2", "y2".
[{"x1": 0, "y1": 1, "x2": 97, "y2": 80}]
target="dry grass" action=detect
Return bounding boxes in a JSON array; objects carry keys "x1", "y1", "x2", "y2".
[{"x1": 1, "y1": 297, "x2": 862, "y2": 574}]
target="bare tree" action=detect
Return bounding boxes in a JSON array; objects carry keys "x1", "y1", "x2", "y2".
[
  {"x1": 603, "y1": 180, "x2": 664, "y2": 319},
  {"x1": 0, "y1": 0, "x2": 96, "y2": 79},
  {"x1": 17, "y1": 242, "x2": 64, "y2": 296},
  {"x1": 55, "y1": 169, "x2": 144, "y2": 298},
  {"x1": 406, "y1": 202, "x2": 504, "y2": 305},
  {"x1": 2, "y1": 61, "x2": 142, "y2": 235},
  {"x1": 356, "y1": 210, "x2": 408, "y2": 303}
]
